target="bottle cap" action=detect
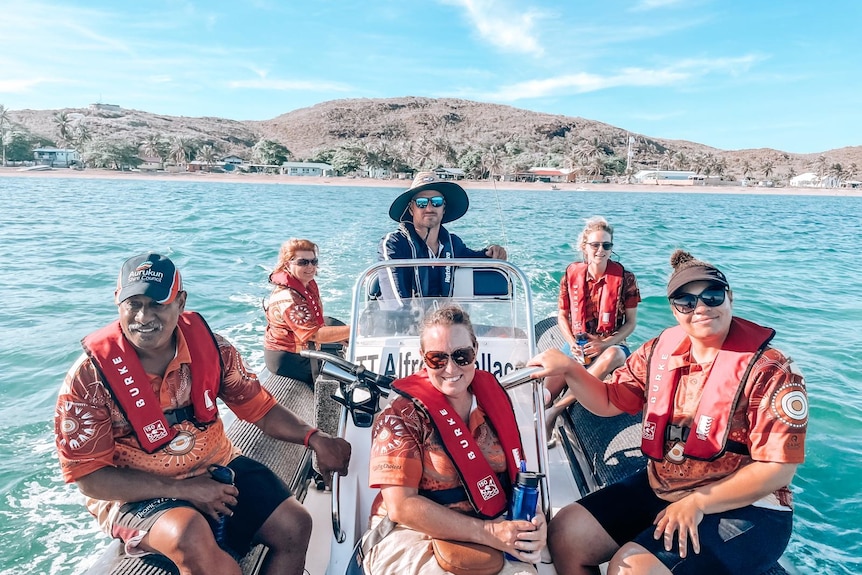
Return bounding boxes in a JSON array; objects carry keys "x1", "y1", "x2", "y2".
[{"x1": 515, "y1": 471, "x2": 543, "y2": 487}]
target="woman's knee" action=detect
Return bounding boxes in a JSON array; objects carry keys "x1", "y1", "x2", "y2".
[
  {"x1": 549, "y1": 504, "x2": 619, "y2": 568},
  {"x1": 607, "y1": 542, "x2": 669, "y2": 575}
]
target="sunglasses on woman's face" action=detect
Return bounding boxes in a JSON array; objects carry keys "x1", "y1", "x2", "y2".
[
  {"x1": 587, "y1": 242, "x2": 614, "y2": 251},
  {"x1": 669, "y1": 288, "x2": 727, "y2": 314},
  {"x1": 422, "y1": 347, "x2": 477, "y2": 370},
  {"x1": 413, "y1": 196, "x2": 445, "y2": 209},
  {"x1": 291, "y1": 258, "x2": 319, "y2": 267}
]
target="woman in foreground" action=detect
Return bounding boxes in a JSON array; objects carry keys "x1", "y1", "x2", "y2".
[
  {"x1": 361, "y1": 305, "x2": 546, "y2": 575},
  {"x1": 264, "y1": 238, "x2": 349, "y2": 385},
  {"x1": 530, "y1": 250, "x2": 807, "y2": 575}
]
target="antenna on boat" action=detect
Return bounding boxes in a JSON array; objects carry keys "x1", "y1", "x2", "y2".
[{"x1": 491, "y1": 174, "x2": 509, "y2": 254}]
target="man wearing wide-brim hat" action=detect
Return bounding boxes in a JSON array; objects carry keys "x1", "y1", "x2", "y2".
[{"x1": 378, "y1": 171, "x2": 507, "y2": 305}]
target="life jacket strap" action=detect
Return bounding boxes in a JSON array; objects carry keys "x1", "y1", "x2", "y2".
[
  {"x1": 665, "y1": 424, "x2": 750, "y2": 456},
  {"x1": 164, "y1": 405, "x2": 196, "y2": 427}
]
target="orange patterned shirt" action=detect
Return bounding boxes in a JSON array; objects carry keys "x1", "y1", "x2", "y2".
[
  {"x1": 607, "y1": 337, "x2": 807, "y2": 505},
  {"x1": 368, "y1": 395, "x2": 509, "y2": 519},
  {"x1": 55, "y1": 327, "x2": 276, "y2": 532}
]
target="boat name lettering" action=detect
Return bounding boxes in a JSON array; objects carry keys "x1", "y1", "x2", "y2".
[{"x1": 362, "y1": 352, "x2": 516, "y2": 378}]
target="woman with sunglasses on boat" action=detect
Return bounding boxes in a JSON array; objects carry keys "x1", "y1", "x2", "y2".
[
  {"x1": 264, "y1": 238, "x2": 350, "y2": 385},
  {"x1": 529, "y1": 250, "x2": 807, "y2": 575},
  {"x1": 544, "y1": 216, "x2": 641, "y2": 441},
  {"x1": 360, "y1": 305, "x2": 546, "y2": 575}
]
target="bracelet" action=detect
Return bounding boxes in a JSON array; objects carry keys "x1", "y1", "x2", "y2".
[{"x1": 303, "y1": 428, "x2": 319, "y2": 449}]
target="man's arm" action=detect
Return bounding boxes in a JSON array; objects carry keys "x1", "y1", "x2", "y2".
[
  {"x1": 75, "y1": 466, "x2": 237, "y2": 522},
  {"x1": 253, "y1": 404, "x2": 351, "y2": 483},
  {"x1": 451, "y1": 234, "x2": 507, "y2": 260},
  {"x1": 377, "y1": 231, "x2": 414, "y2": 304}
]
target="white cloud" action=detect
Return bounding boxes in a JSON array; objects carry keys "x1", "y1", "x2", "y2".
[
  {"x1": 444, "y1": 0, "x2": 545, "y2": 57},
  {"x1": 485, "y1": 54, "x2": 763, "y2": 100},
  {"x1": 0, "y1": 78, "x2": 48, "y2": 93}
]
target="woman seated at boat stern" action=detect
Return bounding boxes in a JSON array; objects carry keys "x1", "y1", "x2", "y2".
[
  {"x1": 264, "y1": 238, "x2": 350, "y2": 385},
  {"x1": 358, "y1": 305, "x2": 547, "y2": 575},
  {"x1": 528, "y1": 250, "x2": 808, "y2": 575},
  {"x1": 544, "y1": 216, "x2": 641, "y2": 442}
]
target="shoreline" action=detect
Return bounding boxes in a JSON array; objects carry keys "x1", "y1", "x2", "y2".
[{"x1": 2, "y1": 167, "x2": 860, "y2": 197}]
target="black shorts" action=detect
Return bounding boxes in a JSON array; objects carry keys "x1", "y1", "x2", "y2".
[
  {"x1": 114, "y1": 456, "x2": 292, "y2": 555},
  {"x1": 264, "y1": 349, "x2": 315, "y2": 385},
  {"x1": 578, "y1": 469, "x2": 793, "y2": 574}
]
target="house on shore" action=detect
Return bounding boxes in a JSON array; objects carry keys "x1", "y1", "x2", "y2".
[
  {"x1": 280, "y1": 162, "x2": 334, "y2": 177},
  {"x1": 789, "y1": 172, "x2": 840, "y2": 188},
  {"x1": 632, "y1": 170, "x2": 725, "y2": 186},
  {"x1": 33, "y1": 148, "x2": 81, "y2": 168},
  {"x1": 431, "y1": 167, "x2": 466, "y2": 180},
  {"x1": 137, "y1": 156, "x2": 164, "y2": 171},
  {"x1": 504, "y1": 167, "x2": 576, "y2": 183}
]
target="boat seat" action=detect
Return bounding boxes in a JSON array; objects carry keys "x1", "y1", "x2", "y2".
[
  {"x1": 452, "y1": 267, "x2": 511, "y2": 299},
  {"x1": 87, "y1": 371, "x2": 318, "y2": 575}
]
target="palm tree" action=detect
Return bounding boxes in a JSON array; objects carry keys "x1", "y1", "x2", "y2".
[
  {"x1": 740, "y1": 160, "x2": 753, "y2": 182},
  {"x1": 761, "y1": 160, "x2": 775, "y2": 181},
  {"x1": 814, "y1": 155, "x2": 828, "y2": 177},
  {"x1": 197, "y1": 144, "x2": 217, "y2": 171},
  {"x1": 0, "y1": 104, "x2": 10, "y2": 166},
  {"x1": 168, "y1": 136, "x2": 191, "y2": 167},
  {"x1": 141, "y1": 134, "x2": 165, "y2": 162},
  {"x1": 576, "y1": 137, "x2": 604, "y2": 165},
  {"x1": 54, "y1": 111, "x2": 73, "y2": 148},
  {"x1": 659, "y1": 150, "x2": 674, "y2": 170}
]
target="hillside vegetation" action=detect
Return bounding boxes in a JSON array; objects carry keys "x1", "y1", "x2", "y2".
[{"x1": 2, "y1": 98, "x2": 859, "y2": 183}]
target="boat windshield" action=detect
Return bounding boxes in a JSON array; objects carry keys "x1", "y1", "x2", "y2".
[{"x1": 348, "y1": 260, "x2": 535, "y2": 379}]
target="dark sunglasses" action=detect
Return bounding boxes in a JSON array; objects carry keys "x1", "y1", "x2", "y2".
[
  {"x1": 291, "y1": 258, "x2": 319, "y2": 267},
  {"x1": 670, "y1": 288, "x2": 727, "y2": 314},
  {"x1": 413, "y1": 196, "x2": 445, "y2": 209},
  {"x1": 423, "y1": 347, "x2": 477, "y2": 370},
  {"x1": 587, "y1": 242, "x2": 614, "y2": 251}
]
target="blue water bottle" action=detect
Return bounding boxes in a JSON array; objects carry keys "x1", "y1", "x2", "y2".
[
  {"x1": 506, "y1": 470, "x2": 543, "y2": 561},
  {"x1": 208, "y1": 464, "x2": 235, "y2": 548}
]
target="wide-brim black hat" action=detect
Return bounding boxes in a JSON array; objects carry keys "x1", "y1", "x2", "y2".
[{"x1": 388, "y1": 171, "x2": 469, "y2": 224}]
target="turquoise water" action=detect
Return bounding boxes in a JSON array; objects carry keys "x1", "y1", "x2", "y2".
[{"x1": 0, "y1": 177, "x2": 859, "y2": 574}]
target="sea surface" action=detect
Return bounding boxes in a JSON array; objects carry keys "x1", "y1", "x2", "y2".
[{"x1": 0, "y1": 176, "x2": 859, "y2": 574}]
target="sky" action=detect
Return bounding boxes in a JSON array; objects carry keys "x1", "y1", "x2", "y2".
[{"x1": 1, "y1": 0, "x2": 859, "y2": 154}]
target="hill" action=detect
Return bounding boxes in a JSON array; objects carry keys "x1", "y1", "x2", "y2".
[{"x1": 3, "y1": 98, "x2": 860, "y2": 183}]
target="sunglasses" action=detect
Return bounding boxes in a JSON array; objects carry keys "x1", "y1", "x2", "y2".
[
  {"x1": 587, "y1": 242, "x2": 614, "y2": 251},
  {"x1": 291, "y1": 258, "x2": 319, "y2": 267},
  {"x1": 413, "y1": 196, "x2": 445, "y2": 209},
  {"x1": 422, "y1": 347, "x2": 477, "y2": 370},
  {"x1": 670, "y1": 288, "x2": 727, "y2": 314}
]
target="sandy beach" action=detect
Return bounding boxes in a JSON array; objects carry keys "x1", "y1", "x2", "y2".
[{"x1": 2, "y1": 166, "x2": 860, "y2": 197}]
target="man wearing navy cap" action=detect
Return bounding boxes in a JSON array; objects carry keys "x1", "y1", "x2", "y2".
[
  {"x1": 378, "y1": 171, "x2": 507, "y2": 305},
  {"x1": 54, "y1": 253, "x2": 351, "y2": 575}
]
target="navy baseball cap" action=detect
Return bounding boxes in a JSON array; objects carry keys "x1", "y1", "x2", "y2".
[{"x1": 115, "y1": 253, "x2": 183, "y2": 304}]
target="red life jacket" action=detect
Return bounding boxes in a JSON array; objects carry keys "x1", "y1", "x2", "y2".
[
  {"x1": 641, "y1": 317, "x2": 774, "y2": 461},
  {"x1": 391, "y1": 369, "x2": 525, "y2": 519},
  {"x1": 81, "y1": 312, "x2": 223, "y2": 453},
  {"x1": 565, "y1": 261, "x2": 624, "y2": 334}
]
